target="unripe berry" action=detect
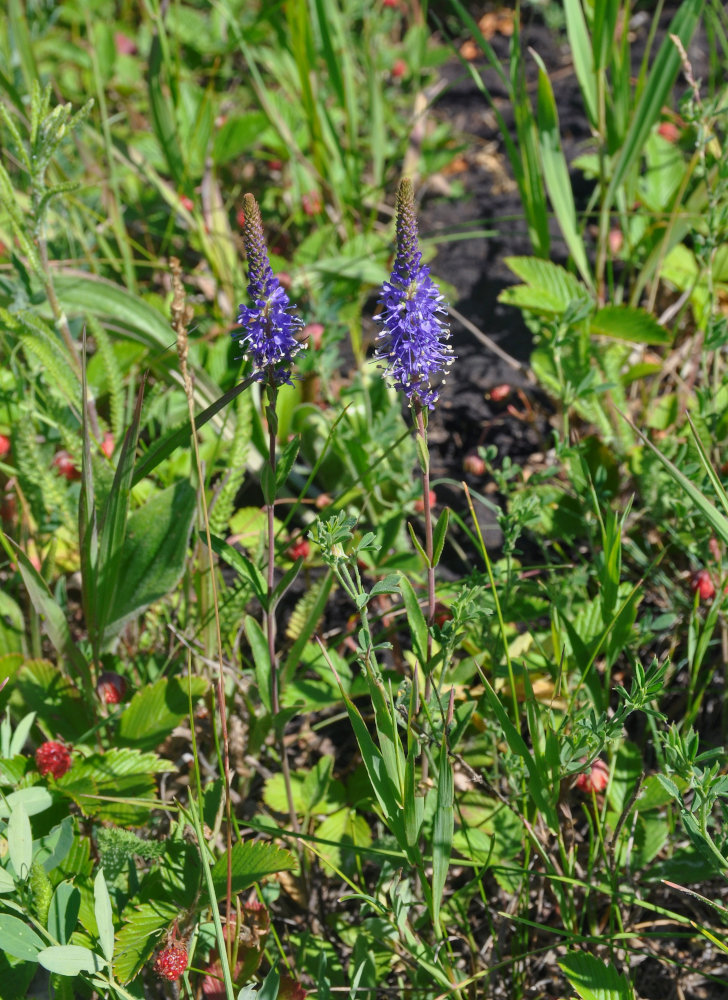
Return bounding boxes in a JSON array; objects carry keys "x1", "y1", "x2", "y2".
[
  {"x1": 489, "y1": 384, "x2": 511, "y2": 402},
  {"x1": 154, "y1": 944, "x2": 188, "y2": 981},
  {"x1": 97, "y1": 671, "x2": 127, "y2": 705},
  {"x1": 35, "y1": 742, "x2": 72, "y2": 779},
  {"x1": 463, "y1": 453, "x2": 486, "y2": 476}
]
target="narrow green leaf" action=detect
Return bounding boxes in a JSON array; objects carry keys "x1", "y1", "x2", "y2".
[
  {"x1": 0, "y1": 914, "x2": 44, "y2": 961},
  {"x1": 0, "y1": 786, "x2": 53, "y2": 820},
  {"x1": 245, "y1": 615, "x2": 272, "y2": 712},
  {"x1": 605, "y1": 0, "x2": 702, "y2": 209},
  {"x1": 94, "y1": 868, "x2": 114, "y2": 962},
  {"x1": 432, "y1": 742, "x2": 454, "y2": 930},
  {"x1": 48, "y1": 882, "x2": 81, "y2": 945},
  {"x1": 398, "y1": 575, "x2": 428, "y2": 667},
  {"x1": 562, "y1": 0, "x2": 597, "y2": 122},
  {"x1": 432, "y1": 507, "x2": 450, "y2": 568},
  {"x1": 38, "y1": 944, "x2": 105, "y2": 976},
  {"x1": 532, "y1": 51, "x2": 593, "y2": 290},
  {"x1": 8, "y1": 804, "x2": 32, "y2": 881}
]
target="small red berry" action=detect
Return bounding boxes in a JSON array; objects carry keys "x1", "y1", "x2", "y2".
[
  {"x1": 303, "y1": 323, "x2": 324, "y2": 349},
  {"x1": 463, "y1": 453, "x2": 486, "y2": 476},
  {"x1": 53, "y1": 451, "x2": 81, "y2": 481},
  {"x1": 154, "y1": 944, "x2": 188, "y2": 982},
  {"x1": 287, "y1": 538, "x2": 310, "y2": 561},
  {"x1": 391, "y1": 59, "x2": 407, "y2": 79},
  {"x1": 236, "y1": 207, "x2": 246, "y2": 228},
  {"x1": 608, "y1": 228, "x2": 623, "y2": 255},
  {"x1": 575, "y1": 758, "x2": 609, "y2": 794},
  {"x1": 489, "y1": 384, "x2": 511, "y2": 402},
  {"x1": 414, "y1": 490, "x2": 436, "y2": 513},
  {"x1": 434, "y1": 602, "x2": 452, "y2": 628},
  {"x1": 114, "y1": 32, "x2": 137, "y2": 55},
  {"x1": 267, "y1": 159, "x2": 283, "y2": 171},
  {"x1": 315, "y1": 493, "x2": 332, "y2": 510},
  {"x1": 691, "y1": 569, "x2": 716, "y2": 601},
  {"x1": 383, "y1": 0, "x2": 399, "y2": 6},
  {"x1": 100, "y1": 432, "x2": 114, "y2": 458},
  {"x1": 35, "y1": 742, "x2": 72, "y2": 779},
  {"x1": 657, "y1": 121, "x2": 680, "y2": 143},
  {"x1": 97, "y1": 671, "x2": 127, "y2": 705},
  {"x1": 179, "y1": 195, "x2": 194, "y2": 212},
  {"x1": 301, "y1": 191, "x2": 322, "y2": 216},
  {"x1": 0, "y1": 434, "x2": 10, "y2": 458}
]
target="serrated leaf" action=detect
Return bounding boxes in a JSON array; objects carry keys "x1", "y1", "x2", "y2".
[
  {"x1": 210, "y1": 841, "x2": 297, "y2": 899},
  {"x1": 558, "y1": 952, "x2": 632, "y2": 1000},
  {"x1": 591, "y1": 305, "x2": 670, "y2": 345},
  {"x1": 37, "y1": 944, "x2": 105, "y2": 976},
  {"x1": 502, "y1": 256, "x2": 587, "y2": 315},
  {"x1": 113, "y1": 900, "x2": 179, "y2": 984},
  {"x1": 118, "y1": 675, "x2": 209, "y2": 752}
]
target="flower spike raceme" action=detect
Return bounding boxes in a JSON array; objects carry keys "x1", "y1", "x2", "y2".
[
  {"x1": 374, "y1": 178, "x2": 454, "y2": 410},
  {"x1": 232, "y1": 194, "x2": 302, "y2": 840},
  {"x1": 233, "y1": 193, "x2": 305, "y2": 385}
]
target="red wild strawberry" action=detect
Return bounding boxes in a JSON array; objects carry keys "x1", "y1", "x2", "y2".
[
  {"x1": 97, "y1": 671, "x2": 127, "y2": 705},
  {"x1": 35, "y1": 742, "x2": 72, "y2": 779},
  {"x1": 179, "y1": 195, "x2": 194, "y2": 212},
  {"x1": 287, "y1": 539, "x2": 310, "y2": 561},
  {"x1": 53, "y1": 451, "x2": 81, "y2": 481},
  {"x1": 236, "y1": 208, "x2": 246, "y2": 229},
  {"x1": 154, "y1": 944, "x2": 188, "y2": 981},
  {"x1": 608, "y1": 228, "x2": 623, "y2": 255},
  {"x1": 691, "y1": 569, "x2": 716, "y2": 601},
  {"x1": 575, "y1": 758, "x2": 609, "y2": 794},
  {"x1": 391, "y1": 59, "x2": 407, "y2": 79},
  {"x1": 0, "y1": 434, "x2": 10, "y2": 458}
]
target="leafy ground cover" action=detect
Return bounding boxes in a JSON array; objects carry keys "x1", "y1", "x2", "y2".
[{"x1": 1, "y1": 1, "x2": 728, "y2": 998}]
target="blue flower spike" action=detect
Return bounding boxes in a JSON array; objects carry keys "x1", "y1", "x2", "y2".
[
  {"x1": 233, "y1": 193, "x2": 305, "y2": 384},
  {"x1": 374, "y1": 179, "x2": 454, "y2": 409}
]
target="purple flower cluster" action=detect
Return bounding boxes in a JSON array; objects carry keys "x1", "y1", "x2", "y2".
[
  {"x1": 233, "y1": 194, "x2": 304, "y2": 384},
  {"x1": 374, "y1": 179, "x2": 454, "y2": 409}
]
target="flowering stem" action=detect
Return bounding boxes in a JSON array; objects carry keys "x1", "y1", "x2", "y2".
[
  {"x1": 265, "y1": 375, "x2": 299, "y2": 836},
  {"x1": 414, "y1": 400, "x2": 435, "y2": 782}
]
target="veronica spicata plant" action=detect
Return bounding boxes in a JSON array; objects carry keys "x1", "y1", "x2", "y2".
[
  {"x1": 234, "y1": 194, "x2": 305, "y2": 383},
  {"x1": 232, "y1": 194, "x2": 303, "y2": 836},
  {"x1": 374, "y1": 179, "x2": 454, "y2": 409},
  {"x1": 375, "y1": 178, "x2": 455, "y2": 760}
]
